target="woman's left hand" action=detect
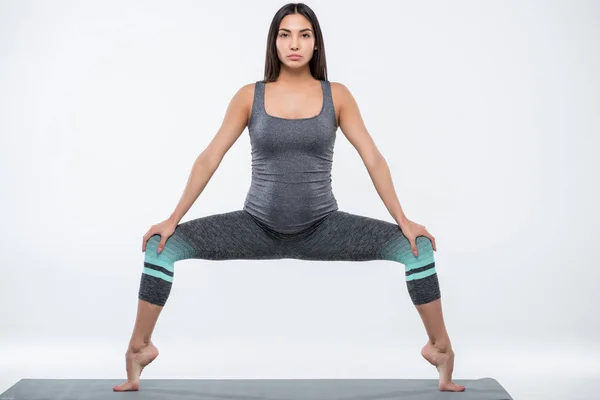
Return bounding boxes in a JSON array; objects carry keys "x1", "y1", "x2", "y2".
[{"x1": 398, "y1": 218, "x2": 437, "y2": 257}]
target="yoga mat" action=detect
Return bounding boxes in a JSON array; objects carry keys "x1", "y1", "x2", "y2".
[{"x1": 1, "y1": 377, "x2": 512, "y2": 399}]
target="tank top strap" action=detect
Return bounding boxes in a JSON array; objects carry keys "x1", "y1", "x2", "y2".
[
  {"x1": 254, "y1": 80, "x2": 266, "y2": 106},
  {"x1": 320, "y1": 80, "x2": 336, "y2": 126},
  {"x1": 249, "y1": 80, "x2": 266, "y2": 127}
]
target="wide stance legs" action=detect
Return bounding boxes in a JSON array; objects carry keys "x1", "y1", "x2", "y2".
[{"x1": 115, "y1": 210, "x2": 465, "y2": 392}]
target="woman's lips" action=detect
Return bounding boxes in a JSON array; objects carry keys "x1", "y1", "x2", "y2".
[{"x1": 288, "y1": 55, "x2": 302, "y2": 59}]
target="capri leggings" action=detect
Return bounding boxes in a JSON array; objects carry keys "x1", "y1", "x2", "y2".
[{"x1": 139, "y1": 210, "x2": 441, "y2": 307}]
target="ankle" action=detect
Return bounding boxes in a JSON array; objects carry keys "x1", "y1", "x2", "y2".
[
  {"x1": 129, "y1": 340, "x2": 151, "y2": 353},
  {"x1": 428, "y1": 339, "x2": 452, "y2": 353}
]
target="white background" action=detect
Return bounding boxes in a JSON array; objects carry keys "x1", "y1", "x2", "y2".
[{"x1": 1, "y1": 0, "x2": 598, "y2": 398}]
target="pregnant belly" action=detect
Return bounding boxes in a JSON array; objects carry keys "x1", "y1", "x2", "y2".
[{"x1": 243, "y1": 179, "x2": 338, "y2": 234}]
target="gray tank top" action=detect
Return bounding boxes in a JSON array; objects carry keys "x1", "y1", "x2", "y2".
[{"x1": 243, "y1": 79, "x2": 339, "y2": 235}]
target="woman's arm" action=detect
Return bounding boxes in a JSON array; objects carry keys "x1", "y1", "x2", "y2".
[
  {"x1": 333, "y1": 82, "x2": 436, "y2": 255},
  {"x1": 332, "y1": 82, "x2": 409, "y2": 225},
  {"x1": 168, "y1": 83, "x2": 254, "y2": 225}
]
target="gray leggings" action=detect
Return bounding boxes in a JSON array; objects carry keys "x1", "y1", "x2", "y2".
[{"x1": 139, "y1": 210, "x2": 440, "y2": 306}]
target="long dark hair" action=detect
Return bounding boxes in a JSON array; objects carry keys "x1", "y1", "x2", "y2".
[{"x1": 263, "y1": 3, "x2": 328, "y2": 82}]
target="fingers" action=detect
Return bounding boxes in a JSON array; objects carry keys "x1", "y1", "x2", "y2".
[
  {"x1": 157, "y1": 238, "x2": 167, "y2": 254},
  {"x1": 142, "y1": 228, "x2": 154, "y2": 252},
  {"x1": 423, "y1": 226, "x2": 436, "y2": 252},
  {"x1": 142, "y1": 224, "x2": 171, "y2": 254},
  {"x1": 425, "y1": 231, "x2": 437, "y2": 252},
  {"x1": 404, "y1": 221, "x2": 436, "y2": 256},
  {"x1": 409, "y1": 237, "x2": 418, "y2": 257}
]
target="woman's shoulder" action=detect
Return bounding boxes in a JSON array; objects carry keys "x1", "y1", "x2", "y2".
[
  {"x1": 239, "y1": 80, "x2": 261, "y2": 90},
  {"x1": 233, "y1": 81, "x2": 262, "y2": 101},
  {"x1": 237, "y1": 80, "x2": 265, "y2": 97},
  {"x1": 224, "y1": 82, "x2": 259, "y2": 120},
  {"x1": 327, "y1": 81, "x2": 353, "y2": 109},
  {"x1": 328, "y1": 80, "x2": 349, "y2": 92}
]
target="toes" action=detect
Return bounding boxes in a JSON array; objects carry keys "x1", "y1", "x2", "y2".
[
  {"x1": 113, "y1": 383, "x2": 127, "y2": 392},
  {"x1": 439, "y1": 382, "x2": 465, "y2": 392},
  {"x1": 453, "y1": 382, "x2": 465, "y2": 390},
  {"x1": 113, "y1": 381, "x2": 139, "y2": 392},
  {"x1": 450, "y1": 383, "x2": 465, "y2": 391}
]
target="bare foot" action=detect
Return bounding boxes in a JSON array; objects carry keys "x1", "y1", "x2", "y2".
[
  {"x1": 113, "y1": 341, "x2": 159, "y2": 392},
  {"x1": 421, "y1": 341, "x2": 466, "y2": 392}
]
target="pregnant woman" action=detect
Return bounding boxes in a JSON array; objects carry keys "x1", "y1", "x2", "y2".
[{"x1": 114, "y1": 2, "x2": 465, "y2": 393}]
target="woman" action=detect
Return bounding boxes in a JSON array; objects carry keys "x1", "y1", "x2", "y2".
[{"x1": 114, "y1": 2, "x2": 465, "y2": 393}]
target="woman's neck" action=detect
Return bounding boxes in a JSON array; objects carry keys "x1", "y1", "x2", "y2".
[{"x1": 275, "y1": 67, "x2": 317, "y2": 87}]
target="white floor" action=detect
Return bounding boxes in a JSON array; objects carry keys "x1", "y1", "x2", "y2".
[{"x1": 1, "y1": 341, "x2": 598, "y2": 399}]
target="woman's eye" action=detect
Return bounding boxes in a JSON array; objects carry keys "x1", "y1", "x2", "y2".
[{"x1": 278, "y1": 33, "x2": 311, "y2": 38}]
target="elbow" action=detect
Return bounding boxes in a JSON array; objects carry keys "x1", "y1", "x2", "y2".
[
  {"x1": 196, "y1": 150, "x2": 222, "y2": 171},
  {"x1": 363, "y1": 150, "x2": 385, "y2": 169}
]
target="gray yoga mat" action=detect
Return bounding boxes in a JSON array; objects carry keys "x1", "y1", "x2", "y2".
[{"x1": 1, "y1": 377, "x2": 512, "y2": 399}]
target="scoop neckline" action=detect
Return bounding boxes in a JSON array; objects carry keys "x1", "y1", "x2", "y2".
[{"x1": 262, "y1": 80, "x2": 325, "y2": 122}]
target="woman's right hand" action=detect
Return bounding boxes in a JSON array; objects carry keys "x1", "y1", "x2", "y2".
[{"x1": 142, "y1": 218, "x2": 178, "y2": 254}]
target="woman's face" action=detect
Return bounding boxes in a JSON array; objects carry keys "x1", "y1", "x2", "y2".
[{"x1": 275, "y1": 13, "x2": 316, "y2": 68}]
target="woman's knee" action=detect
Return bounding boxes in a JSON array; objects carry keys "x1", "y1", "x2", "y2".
[
  {"x1": 415, "y1": 236, "x2": 434, "y2": 259},
  {"x1": 139, "y1": 232, "x2": 194, "y2": 307},
  {"x1": 381, "y1": 234, "x2": 434, "y2": 264},
  {"x1": 144, "y1": 231, "x2": 196, "y2": 265},
  {"x1": 405, "y1": 237, "x2": 439, "y2": 305}
]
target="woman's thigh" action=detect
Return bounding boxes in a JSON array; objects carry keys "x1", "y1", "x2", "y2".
[
  {"x1": 140, "y1": 210, "x2": 284, "y2": 306},
  {"x1": 288, "y1": 210, "x2": 436, "y2": 277},
  {"x1": 143, "y1": 210, "x2": 283, "y2": 276},
  {"x1": 286, "y1": 210, "x2": 440, "y2": 305}
]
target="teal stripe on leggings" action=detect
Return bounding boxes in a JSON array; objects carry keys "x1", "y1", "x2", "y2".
[
  {"x1": 381, "y1": 235, "x2": 436, "y2": 280},
  {"x1": 143, "y1": 234, "x2": 196, "y2": 280}
]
